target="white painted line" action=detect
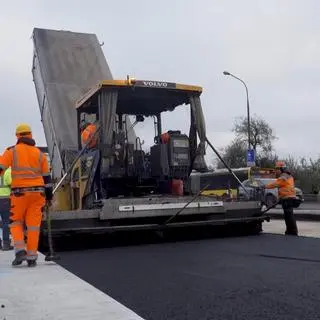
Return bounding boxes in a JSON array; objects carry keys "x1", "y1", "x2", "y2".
[
  {"x1": 119, "y1": 201, "x2": 224, "y2": 212},
  {"x1": 0, "y1": 247, "x2": 144, "y2": 319}
]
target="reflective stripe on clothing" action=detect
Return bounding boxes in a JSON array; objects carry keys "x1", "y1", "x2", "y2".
[
  {"x1": 14, "y1": 240, "x2": 25, "y2": 247},
  {"x1": 0, "y1": 176, "x2": 4, "y2": 188},
  {"x1": 0, "y1": 142, "x2": 50, "y2": 188},
  {"x1": 27, "y1": 225, "x2": 40, "y2": 231},
  {"x1": 10, "y1": 220, "x2": 24, "y2": 227},
  {"x1": 278, "y1": 173, "x2": 296, "y2": 198},
  {"x1": 12, "y1": 187, "x2": 45, "y2": 194},
  {"x1": 14, "y1": 240, "x2": 26, "y2": 253},
  {"x1": 26, "y1": 251, "x2": 38, "y2": 261},
  {"x1": 11, "y1": 147, "x2": 43, "y2": 179},
  {"x1": 265, "y1": 172, "x2": 296, "y2": 199}
]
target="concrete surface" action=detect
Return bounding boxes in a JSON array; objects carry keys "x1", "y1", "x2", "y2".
[
  {"x1": 263, "y1": 219, "x2": 320, "y2": 238},
  {"x1": 0, "y1": 230, "x2": 144, "y2": 320},
  {"x1": 57, "y1": 228, "x2": 320, "y2": 320},
  {"x1": 269, "y1": 202, "x2": 320, "y2": 210},
  {"x1": 266, "y1": 202, "x2": 320, "y2": 210},
  {"x1": 295, "y1": 202, "x2": 320, "y2": 209},
  {"x1": 267, "y1": 202, "x2": 320, "y2": 221}
]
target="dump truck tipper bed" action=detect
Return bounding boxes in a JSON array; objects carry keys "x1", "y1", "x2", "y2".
[{"x1": 32, "y1": 28, "x2": 134, "y2": 180}]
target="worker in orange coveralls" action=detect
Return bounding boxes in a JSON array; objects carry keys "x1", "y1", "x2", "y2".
[
  {"x1": 80, "y1": 120, "x2": 98, "y2": 149},
  {"x1": 264, "y1": 161, "x2": 298, "y2": 236},
  {"x1": 0, "y1": 123, "x2": 53, "y2": 267}
]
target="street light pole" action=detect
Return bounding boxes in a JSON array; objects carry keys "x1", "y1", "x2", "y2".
[{"x1": 223, "y1": 71, "x2": 251, "y2": 152}]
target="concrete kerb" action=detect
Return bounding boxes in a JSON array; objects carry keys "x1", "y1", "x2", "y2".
[{"x1": 267, "y1": 209, "x2": 320, "y2": 222}]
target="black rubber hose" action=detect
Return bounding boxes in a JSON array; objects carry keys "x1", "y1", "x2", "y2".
[{"x1": 163, "y1": 137, "x2": 252, "y2": 225}]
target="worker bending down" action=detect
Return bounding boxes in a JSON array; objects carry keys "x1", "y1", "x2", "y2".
[
  {"x1": 264, "y1": 162, "x2": 298, "y2": 236},
  {"x1": 80, "y1": 120, "x2": 98, "y2": 149},
  {"x1": 0, "y1": 123, "x2": 53, "y2": 267}
]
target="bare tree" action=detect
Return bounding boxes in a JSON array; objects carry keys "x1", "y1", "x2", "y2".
[
  {"x1": 215, "y1": 138, "x2": 247, "y2": 169},
  {"x1": 285, "y1": 156, "x2": 320, "y2": 193},
  {"x1": 233, "y1": 114, "x2": 277, "y2": 154}
]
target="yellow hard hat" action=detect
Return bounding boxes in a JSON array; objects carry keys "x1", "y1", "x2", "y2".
[{"x1": 16, "y1": 123, "x2": 32, "y2": 135}]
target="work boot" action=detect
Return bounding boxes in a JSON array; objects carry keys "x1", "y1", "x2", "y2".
[
  {"x1": 2, "y1": 241, "x2": 13, "y2": 251},
  {"x1": 27, "y1": 260, "x2": 37, "y2": 268},
  {"x1": 285, "y1": 230, "x2": 298, "y2": 236},
  {"x1": 12, "y1": 250, "x2": 27, "y2": 266}
]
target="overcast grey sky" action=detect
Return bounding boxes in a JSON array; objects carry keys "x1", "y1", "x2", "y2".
[{"x1": 1, "y1": 0, "x2": 319, "y2": 162}]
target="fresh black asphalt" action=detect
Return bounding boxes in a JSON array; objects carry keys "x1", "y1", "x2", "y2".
[{"x1": 57, "y1": 232, "x2": 320, "y2": 320}]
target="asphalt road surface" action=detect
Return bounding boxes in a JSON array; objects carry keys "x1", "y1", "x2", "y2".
[{"x1": 57, "y1": 232, "x2": 320, "y2": 320}]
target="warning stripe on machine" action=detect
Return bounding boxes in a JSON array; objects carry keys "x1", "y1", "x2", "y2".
[{"x1": 119, "y1": 201, "x2": 224, "y2": 212}]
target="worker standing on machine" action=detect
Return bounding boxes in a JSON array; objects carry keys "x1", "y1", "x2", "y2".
[
  {"x1": 264, "y1": 162, "x2": 298, "y2": 236},
  {"x1": 80, "y1": 119, "x2": 98, "y2": 149},
  {"x1": 0, "y1": 167, "x2": 13, "y2": 251},
  {"x1": 80, "y1": 119, "x2": 102, "y2": 204},
  {"x1": 0, "y1": 123, "x2": 53, "y2": 267}
]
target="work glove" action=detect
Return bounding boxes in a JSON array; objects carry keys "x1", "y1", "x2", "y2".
[
  {"x1": 46, "y1": 200, "x2": 52, "y2": 208},
  {"x1": 43, "y1": 201, "x2": 52, "y2": 213}
]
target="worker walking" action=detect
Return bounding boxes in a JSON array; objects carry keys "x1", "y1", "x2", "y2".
[
  {"x1": 80, "y1": 120, "x2": 98, "y2": 149},
  {"x1": 0, "y1": 123, "x2": 53, "y2": 267},
  {"x1": 264, "y1": 162, "x2": 298, "y2": 236},
  {"x1": 0, "y1": 167, "x2": 13, "y2": 251}
]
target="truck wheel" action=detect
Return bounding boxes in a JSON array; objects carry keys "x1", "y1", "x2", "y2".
[{"x1": 265, "y1": 194, "x2": 277, "y2": 208}]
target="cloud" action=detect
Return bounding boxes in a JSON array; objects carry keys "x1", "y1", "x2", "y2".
[{"x1": 0, "y1": 0, "x2": 319, "y2": 162}]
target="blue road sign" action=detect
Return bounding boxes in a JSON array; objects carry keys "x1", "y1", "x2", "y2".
[{"x1": 247, "y1": 149, "x2": 255, "y2": 166}]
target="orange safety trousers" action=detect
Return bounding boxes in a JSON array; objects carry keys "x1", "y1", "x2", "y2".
[{"x1": 10, "y1": 192, "x2": 45, "y2": 260}]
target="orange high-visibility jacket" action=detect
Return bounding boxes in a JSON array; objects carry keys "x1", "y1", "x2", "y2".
[
  {"x1": 81, "y1": 124, "x2": 97, "y2": 148},
  {"x1": 0, "y1": 142, "x2": 50, "y2": 188},
  {"x1": 265, "y1": 172, "x2": 296, "y2": 199}
]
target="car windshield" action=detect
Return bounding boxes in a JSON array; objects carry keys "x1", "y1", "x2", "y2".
[{"x1": 258, "y1": 178, "x2": 276, "y2": 185}]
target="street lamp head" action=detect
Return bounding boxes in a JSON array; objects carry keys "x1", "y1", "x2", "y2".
[{"x1": 223, "y1": 71, "x2": 231, "y2": 76}]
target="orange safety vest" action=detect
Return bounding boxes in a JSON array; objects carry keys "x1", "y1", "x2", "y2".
[
  {"x1": 265, "y1": 172, "x2": 296, "y2": 199},
  {"x1": 81, "y1": 124, "x2": 97, "y2": 148},
  {"x1": 0, "y1": 143, "x2": 50, "y2": 189}
]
